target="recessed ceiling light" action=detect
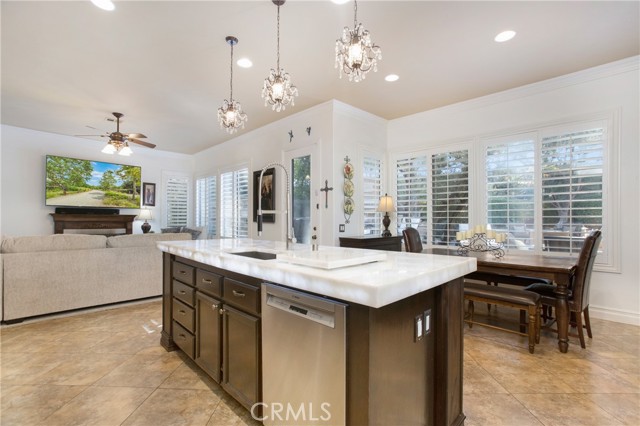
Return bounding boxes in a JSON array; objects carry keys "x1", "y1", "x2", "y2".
[
  {"x1": 494, "y1": 30, "x2": 516, "y2": 43},
  {"x1": 331, "y1": 0, "x2": 350, "y2": 4},
  {"x1": 91, "y1": 0, "x2": 115, "y2": 11},
  {"x1": 385, "y1": 74, "x2": 399, "y2": 82},
  {"x1": 237, "y1": 58, "x2": 253, "y2": 68}
]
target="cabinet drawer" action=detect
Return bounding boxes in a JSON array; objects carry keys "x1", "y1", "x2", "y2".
[
  {"x1": 196, "y1": 270, "x2": 223, "y2": 297},
  {"x1": 224, "y1": 279, "x2": 260, "y2": 315},
  {"x1": 172, "y1": 298, "x2": 195, "y2": 333},
  {"x1": 172, "y1": 261, "x2": 195, "y2": 285},
  {"x1": 173, "y1": 320, "x2": 195, "y2": 359},
  {"x1": 173, "y1": 280, "x2": 195, "y2": 307}
]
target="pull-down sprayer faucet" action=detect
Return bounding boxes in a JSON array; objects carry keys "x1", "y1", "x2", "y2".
[{"x1": 257, "y1": 163, "x2": 296, "y2": 250}]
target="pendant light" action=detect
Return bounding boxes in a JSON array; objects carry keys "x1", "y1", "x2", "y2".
[
  {"x1": 335, "y1": 0, "x2": 382, "y2": 82},
  {"x1": 262, "y1": 0, "x2": 298, "y2": 112},
  {"x1": 218, "y1": 36, "x2": 247, "y2": 134}
]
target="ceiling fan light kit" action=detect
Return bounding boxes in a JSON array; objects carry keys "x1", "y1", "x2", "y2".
[
  {"x1": 335, "y1": 0, "x2": 382, "y2": 82},
  {"x1": 261, "y1": 0, "x2": 298, "y2": 113},
  {"x1": 83, "y1": 112, "x2": 155, "y2": 156},
  {"x1": 218, "y1": 36, "x2": 248, "y2": 134}
]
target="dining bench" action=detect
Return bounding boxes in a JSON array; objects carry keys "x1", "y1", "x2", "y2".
[{"x1": 464, "y1": 282, "x2": 542, "y2": 353}]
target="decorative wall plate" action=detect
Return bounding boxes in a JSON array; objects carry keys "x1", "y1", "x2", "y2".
[
  {"x1": 343, "y1": 162, "x2": 354, "y2": 179},
  {"x1": 343, "y1": 198, "x2": 354, "y2": 215},
  {"x1": 343, "y1": 180, "x2": 354, "y2": 197}
]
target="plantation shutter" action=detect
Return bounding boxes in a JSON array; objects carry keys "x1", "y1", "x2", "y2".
[
  {"x1": 165, "y1": 176, "x2": 189, "y2": 227},
  {"x1": 541, "y1": 126, "x2": 604, "y2": 255},
  {"x1": 395, "y1": 155, "x2": 428, "y2": 241},
  {"x1": 220, "y1": 168, "x2": 249, "y2": 238},
  {"x1": 362, "y1": 155, "x2": 382, "y2": 235},
  {"x1": 485, "y1": 137, "x2": 535, "y2": 250},
  {"x1": 431, "y1": 150, "x2": 469, "y2": 246},
  {"x1": 196, "y1": 175, "x2": 217, "y2": 238}
]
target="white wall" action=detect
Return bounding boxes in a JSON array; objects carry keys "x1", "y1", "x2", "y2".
[
  {"x1": 0, "y1": 125, "x2": 194, "y2": 236},
  {"x1": 387, "y1": 57, "x2": 640, "y2": 325}
]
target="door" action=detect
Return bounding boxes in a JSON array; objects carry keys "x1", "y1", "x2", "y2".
[
  {"x1": 195, "y1": 292, "x2": 222, "y2": 382},
  {"x1": 286, "y1": 145, "x2": 318, "y2": 244}
]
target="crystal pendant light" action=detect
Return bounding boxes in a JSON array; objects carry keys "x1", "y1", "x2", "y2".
[
  {"x1": 218, "y1": 36, "x2": 247, "y2": 134},
  {"x1": 262, "y1": 0, "x2": 298, "y2": 112},
  {"x1": 335, "y1": 0, "x2": 382, "y2": 82}
]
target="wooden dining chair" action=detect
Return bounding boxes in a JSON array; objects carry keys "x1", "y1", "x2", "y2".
[{"x1": 524, "y1": 229, "x2": 602, "y2": 348}]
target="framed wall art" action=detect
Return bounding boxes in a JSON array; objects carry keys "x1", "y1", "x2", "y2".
[
  {"x1": 253, "y1": 168, "x2": 275, "y2": 223},
  {"x1": 142, "y1": 182, "x2": 156, "y2": 206}
]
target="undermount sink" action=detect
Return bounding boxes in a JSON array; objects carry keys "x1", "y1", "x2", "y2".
[{"x1": 230, "y1": 250, "x2": 277, "y2": 260}]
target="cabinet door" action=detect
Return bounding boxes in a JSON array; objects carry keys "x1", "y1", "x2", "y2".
[
  {"x1": 222, "y1": 304, "x2": 261, "y2": 410},
  {"x1": 195, "y1": 292, "x2": 222, "y2": 382}
]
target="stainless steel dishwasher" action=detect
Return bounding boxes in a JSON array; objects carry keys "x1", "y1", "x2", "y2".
[{"x1": 261, "y1": 283, "x2": 347, "y2": 426}]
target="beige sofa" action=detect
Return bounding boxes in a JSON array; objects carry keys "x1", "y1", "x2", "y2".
[{"x1": 0, "y1": 233, "x2": 191, "y2": 322}]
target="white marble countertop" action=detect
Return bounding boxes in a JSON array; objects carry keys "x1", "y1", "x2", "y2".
[{"x1": 157, "y1": 239, "x2": 477, "y2": 308}]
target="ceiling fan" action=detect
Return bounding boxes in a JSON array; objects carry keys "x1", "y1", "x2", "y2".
[{"x1": 77, "y1": 112, "x2": 156, "y2": 156}]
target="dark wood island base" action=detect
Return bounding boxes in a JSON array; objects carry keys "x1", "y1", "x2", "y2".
[{"x1": 161, "y1": 253, "x2": 465, "y2": 426}]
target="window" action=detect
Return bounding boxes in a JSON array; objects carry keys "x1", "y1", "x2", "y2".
[
  {"x1": 362, "y1": 154, "x2": 382, "y2": 235},
  {"x1": 431, "y1": 150, "x2": 469, "y2": 246},
  {"x1": 485, "y1": 136, "x2": 536, "y2": 250},
  {"x1": 220, "y1": 167, "x2": 249, "y2": 238},
  {"x1": 395, "y1": 154, "x2": 428, "y2": 240},
  {"x1": 541, "y1": 125, "x2": 604, "y2": 256},
  {"x1": 164, "y1": 175, "x2": 189, "y2": 227},
  {"x1": 196, "y1": 175, "x2": 217, "y2": 238}
]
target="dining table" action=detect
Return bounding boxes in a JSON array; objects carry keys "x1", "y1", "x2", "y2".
[{"x1": 429, "y1": 248, "x2": 578, "y2": 353}]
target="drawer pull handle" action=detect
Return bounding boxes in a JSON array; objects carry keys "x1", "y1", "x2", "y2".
[
  {"x1": 179, "y1": 310, "x2": 186, "y2": 315},
  {"x1": 178, "y1": 334, "x2": 186, "y2": 339},
  {"x1": 179, "y1": 290, "x2": 186, "y2": 295},
  {"x1": 179, "y1": 270, "x2": 187, "y2": 275},
  {"x1": 232, "y1": 290, "x2": 246, "y2": 298},
  {"x1": 202, "y1": 279, "x2": 213, "y2": 284}
]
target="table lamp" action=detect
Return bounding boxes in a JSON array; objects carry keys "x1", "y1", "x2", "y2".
[
  {"x1": 137, "y1": 208, "x2": 153, "y2": 233},
  {"x1": 377, "y1": 193, "x2": 396, "y2": 237}
]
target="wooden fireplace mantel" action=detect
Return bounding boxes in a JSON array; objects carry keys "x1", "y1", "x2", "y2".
[{"x1": 49, "y1": 213, "x2": 137, "y2": 235}]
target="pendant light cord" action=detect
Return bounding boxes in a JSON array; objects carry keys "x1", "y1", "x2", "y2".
[
  {"x1": 353, "y1": 0, "x2": 358, "y2": 28},
  {"x1": 276, "y1": 4, "x2": 281, "y2": 71},
  {"x1": 229, "y1": 41, "x2": 234, "y2": 102}
]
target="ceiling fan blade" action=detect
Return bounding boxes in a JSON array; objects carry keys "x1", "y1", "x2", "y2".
[
  {"x1": 128, "y1": 138, "x2": 156, "y2": 149},
  {"x1": 126, "y1": 133, "x2": 147, "y2": 139}
]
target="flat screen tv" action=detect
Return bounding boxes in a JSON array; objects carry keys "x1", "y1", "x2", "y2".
[{"x1": 45, "y1": 155, "x2": 142, "y2": 209}]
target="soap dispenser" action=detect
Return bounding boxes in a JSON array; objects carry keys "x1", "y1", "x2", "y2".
[{"x1": 311, "y1": 227, "x2": 318, "y2": 251}]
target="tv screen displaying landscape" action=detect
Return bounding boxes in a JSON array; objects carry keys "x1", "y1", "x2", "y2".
[{"x1": 45, "y1": 155, "x2": 142, "y2": 208}]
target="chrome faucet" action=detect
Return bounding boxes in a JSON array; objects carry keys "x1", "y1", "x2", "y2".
[{"x1": 257, "y1": 163, "x2": 296, "y2": 249}]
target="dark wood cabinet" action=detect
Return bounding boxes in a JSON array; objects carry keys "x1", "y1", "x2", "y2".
[
  {"x1": 195, "y1": 292, "x2": 222, "y2": 382},
  {"x1": 49, "y1": 213, "x2": 136, "y2": 234},
  {"x1": 339, "y1": 234, "x2": 404, "y2": 251},
  {"x1": 162, "y1": 255, "x2": 261, "y2": 412},
  {"x1": 222, "y1": 304, "x2": 261, "y2": 410}
]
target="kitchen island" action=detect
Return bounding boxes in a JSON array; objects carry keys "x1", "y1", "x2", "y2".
[{"x1": 158, "y1": 239, "x2": 476, "y2": 426}]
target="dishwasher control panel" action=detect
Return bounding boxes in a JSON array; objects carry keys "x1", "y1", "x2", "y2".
[{"x1": 266, "y1": 293, "x2": 336, "y2": 328}]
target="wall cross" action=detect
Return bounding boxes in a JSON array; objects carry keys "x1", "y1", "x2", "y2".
[{"x1": 320, "y1": 179, "x2": 333, "y2": 209}]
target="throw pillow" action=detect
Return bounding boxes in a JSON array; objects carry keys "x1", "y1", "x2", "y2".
[
  {"x1": 180, "y1": 227, "x2": 202, "y2": 240},
  {"x1": 161, "y1": 227, "x2": 181, "y2": 233}
]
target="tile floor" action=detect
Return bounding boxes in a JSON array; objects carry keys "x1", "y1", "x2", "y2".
[{"x1": 1, "y1": 299, "x2": 638, "y2": 425}]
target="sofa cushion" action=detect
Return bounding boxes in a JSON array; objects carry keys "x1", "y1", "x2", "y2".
[
  {"x1": 180, "y1": 227, "x2": 202, "y2": 240},
  {"x1": 107, "y1": 232, "x2": 192, "y2": 248},
  {"x1": 161, "y1": 227, "x2": 182, "y2": 233},
  {"x1": 1, "y1": 234, "x2": 107, "y2": 254}
]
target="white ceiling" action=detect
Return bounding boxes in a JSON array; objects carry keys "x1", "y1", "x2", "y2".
[{"x1": 2, "y1": 0, "x2": 638, "y2": 155}]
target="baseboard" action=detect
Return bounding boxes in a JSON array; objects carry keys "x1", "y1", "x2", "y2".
[{"x1": 589, "y1": 305, "x2": 640, "y2": 326}]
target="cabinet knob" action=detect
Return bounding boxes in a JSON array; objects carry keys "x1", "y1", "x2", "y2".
[{"x1": 232, "y1": 290, "x2": 246, "y2": 298}]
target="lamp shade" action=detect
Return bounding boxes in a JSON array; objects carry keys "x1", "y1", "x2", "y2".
[
  {"x1": 377, "y1": 194, "x2": 396, "y2": 213},
  {"x1": 137, "y1": 209, "x2": 153, "y2": 221}
]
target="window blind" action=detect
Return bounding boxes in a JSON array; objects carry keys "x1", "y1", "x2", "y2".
[
  {"x1": 431, "y1": 150, "x2": 469, "y2": 246},
  {"x1": 395, "y1": 155, "x2": 428, "y2": 241},
  {"x1": 486, "y1": 138, "x2": 536, "y2": 250},
  {"x1": 220, "y1": 168, "x2": 249, "y2": 238},
  {"x1": 196, "y1": 175, "x2": 217, "y2": 239},
  {"x1": 165, "y1": 176, "x2": 189, "y2": 227},
  {"x1": 541, "y1": 127, "x2": 604, "y2": 255},
  {"x1": 363, "y1": 155, "x2": 382, "y2": 235}
]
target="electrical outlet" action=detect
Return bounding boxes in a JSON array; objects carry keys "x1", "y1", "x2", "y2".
[
  {"x1": 424, "y1": 309, "x2": 432, "y2": 335},
  {"x1": 339, "y1": 224, "x2": 345, "y2": 232}
]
